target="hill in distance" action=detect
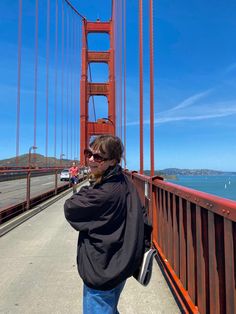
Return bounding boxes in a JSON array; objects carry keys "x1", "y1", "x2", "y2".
[
  {"x1": 144, "y1": 168, "x2": 236, "y2": 176},
  {"x1": 0, "y1": 153, "x2": 75, "y2": 168},
  {"x1": 1, "y1": 155, "x2": 236, "y2": 175}
]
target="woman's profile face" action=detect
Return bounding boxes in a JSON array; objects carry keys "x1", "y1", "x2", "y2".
[{"x1": 86, "y1": 147, "x2": 115, "y2": 176}]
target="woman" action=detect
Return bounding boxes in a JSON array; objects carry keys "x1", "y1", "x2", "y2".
[
  {"x1": 69, "y1": 161, "x2": 79, "y2": 193},
  {"x1": 64, "y1": 135, "x2": 144, "y2": 314}
]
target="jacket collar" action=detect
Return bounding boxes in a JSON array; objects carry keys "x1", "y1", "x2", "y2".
[
  {"x1": 102, "y1": 164, "x2": 122, "y2": 182},
  {"x1": 90, "y1": 164, "x2": 122, "y2": 187}
]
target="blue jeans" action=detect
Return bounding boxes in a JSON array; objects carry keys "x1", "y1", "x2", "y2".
[
  {"x1": 70, "y1": 176, "x2": 78, "y2": 185},
  {"x1": 83, "y1": 281, "x2": 126, "y2": 314}
]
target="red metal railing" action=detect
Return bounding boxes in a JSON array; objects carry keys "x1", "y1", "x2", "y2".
[
  {"x1": 128, "y1": 171, "x2": 236, "y2": 314},
  {"x1": 0, "y1": 168, "x2": 86, "y2": 224}
]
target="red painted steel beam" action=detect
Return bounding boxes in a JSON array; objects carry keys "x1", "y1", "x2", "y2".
[
  {"x1": 153, "y1": 240, "x2": 199, "y2": 314},
  {"x1": 80, "y1": 20, "x2": 115, "y2": 165},
  {"x1": 224, "y1": 218, "x2": 236, "y2": 313},
  {"x1": 87, "y1": 122, "x2": 113, "y2": 136},
  {"x1": 87, "y1": 51, "x2": 110, "y2": 63},
  {"x1": 86, "y1": 21, "x2": 111, "y2": 33},
  {"x1": 0, "y1": 184, "x2": 70, "y2": 224},
  {"x1": 127, "y1": 171, "x2": 236, "y2": 313},
  {"x1": 87, "y1": 83, "x2": 110, "y2": 96},
  {"x1": 152, "y1": 179, "x2": 236, "y2": 222},
  {"x1": 80, "y1": 20, "x2": 87, "y2": 165}
]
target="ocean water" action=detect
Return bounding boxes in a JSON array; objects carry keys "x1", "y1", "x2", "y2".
[{"x1": 167, "y1": 175, "x2": 236, "y2": 202}]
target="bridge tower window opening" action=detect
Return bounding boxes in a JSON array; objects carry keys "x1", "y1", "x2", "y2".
[
  {"x1": 88, "y1": 63, "x2": 109, "y2": 83},
  {"x1": 87, "y1": 33, "x2": 110, "y2": 51},
  {"x1": 88, "y1": 96, "x2": 108, "y2": 123}
]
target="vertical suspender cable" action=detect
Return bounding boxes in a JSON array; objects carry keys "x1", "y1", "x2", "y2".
[
  {"x1": 66, "y1": 10, "x2": 69, "y2": 158},
  {"x1": 123, "y1": 0, "x2": 126, "y2": 168},
  {"x1": 61, "y1": 1, "x2": 64, "y2": 159},
  {"x1": 116, "y1": 0, "x2": 119, "y2": 137},
  {"x1": 77, "y1": 20, "x2": 81, "y2": 160},
  {"x1": 149, "y1": 0, "x2": 155, "y2": 176},
  {"x1": 75, "y1": 19, "x2": 78, "y2": 160},
  {"x1": 111, "y1": 0, "x2": 114, "y2": 21},
  {"x1": 112, "y1": 0, "x2": 115, "y2": 127},
  {"x1": 70, "y1": 15, "x2": 73, "y2": 160},
  {"x1": 73, "y1": 17, "x2": 76, "y2": 160},
  {"x1": 114, "y1": 0, "x2": 118, "y2": 136},
  {"x1": 54, "y1": 0, "x2": 58, "y2": 162},
  {"x1": 119, "y1": 0, "x2": 122, "y2": 139},
  {"x1": 16, "y1": 0, "x2": 22, "y2": 165},
  {"x1": 139, "y1": 0, "x2": 144, "y2": 174},
  {"x1": 34, "y1": 0, "x2": 39, "y2": 161},
  {"x1": 45, "y1": 0, "x2": 50, "y2": 166}
]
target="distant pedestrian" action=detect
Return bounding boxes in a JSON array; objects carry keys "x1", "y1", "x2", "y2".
[
  {"x1": 69, "y1": 161, "x2": 79, "y2": 194},
  {"x1": 64, "y1": 135, "x2": 145, "y2": 314}
]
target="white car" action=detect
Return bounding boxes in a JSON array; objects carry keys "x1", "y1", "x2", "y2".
[
  {"x1": 60, "y1": 169, "x2": 70, "y2": 181},
  {"x1": 80, "y1": 167, "x2": 89, "y2": 175}
]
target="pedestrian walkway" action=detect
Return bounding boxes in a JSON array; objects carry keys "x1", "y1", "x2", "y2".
[{"x1": 0, "y1": 183, "x2": 181, "y2": 314}]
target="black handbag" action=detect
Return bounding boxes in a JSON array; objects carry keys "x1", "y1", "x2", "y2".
[
  {"x1": 133, "y1": 206, "x2": 157, "y2": 286},
  {"x1": 135, "y1": 248, "x2": 157, "y2": 286}
]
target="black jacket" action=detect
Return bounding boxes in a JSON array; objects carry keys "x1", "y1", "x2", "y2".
[{"x1": 64, "y1": 166, "x2": 144, "y2": 290}]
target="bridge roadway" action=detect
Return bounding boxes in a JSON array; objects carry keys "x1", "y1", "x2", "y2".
[
  {"x1": 0, "y1": 174, "x2": 84, "y2": 209},
  {"x1": 0, "y1": 181, "x2": 181, "y2": 314}
]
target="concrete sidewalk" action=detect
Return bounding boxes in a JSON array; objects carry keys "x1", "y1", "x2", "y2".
[{"x1": 0, "y1": 186, "x2": 181, "y2": 314}]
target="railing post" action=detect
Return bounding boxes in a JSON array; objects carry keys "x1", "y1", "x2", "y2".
[
  {"x1": 26, "y1": 170, "x2": 31, "y2": 210},
  {"x1": 55, "y1": 168, "x2": 58, "y2": 195},
  {"x1": 150, "y1": 175, "x2": 163, "y2": 246}
]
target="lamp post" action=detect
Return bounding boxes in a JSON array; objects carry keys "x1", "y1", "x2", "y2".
[
  {"x1": 97, "y1": 117, "x2": 115, "y2": 135},
  {"x1": 101, "y1": 117, "x2": 114, "y2": 126},
  {"x1": 26, "y1": 145, "x2": 37, "y2": 210},
  {"x1": 28, "y1": 146, "x2": 37, "y2": 168},
  {"x1": 60, "y1": 153, "x2": 65, "y2": 167}
]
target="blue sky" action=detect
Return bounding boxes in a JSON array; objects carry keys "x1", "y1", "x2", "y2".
[{"x1": 1, "y1": 0, "x2": 236, "y2": 171}]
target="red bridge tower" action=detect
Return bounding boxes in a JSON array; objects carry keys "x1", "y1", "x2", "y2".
[{"x1": 80, "y1": 19, "x2": 116, "y2": 165}]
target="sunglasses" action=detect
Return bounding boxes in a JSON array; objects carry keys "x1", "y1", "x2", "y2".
[{"x1": 84, "y1": 149, "x2": 109, "y2": 163}]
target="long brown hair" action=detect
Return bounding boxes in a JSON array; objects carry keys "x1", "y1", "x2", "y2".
[
  {"x1": 88, "y1": 135, "x2": 124, "y2": 184},
  {"x1": 90, "y1": 135, "x2": 124, "y2": 164}
]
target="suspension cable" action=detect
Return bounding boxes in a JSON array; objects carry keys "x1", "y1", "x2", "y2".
[
  {"x1": 64, "y1": 0, "x2": 86, "y2": 20},
  {"x1": 88, "y1": 64, "x2": 97, "y2": 122}
]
